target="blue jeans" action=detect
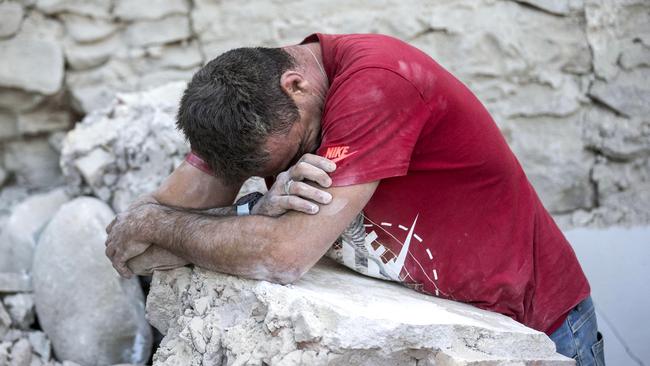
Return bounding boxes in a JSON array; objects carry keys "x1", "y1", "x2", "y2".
[{"x1": 549, "y1": 296, "x2": 605, "y2": 365}]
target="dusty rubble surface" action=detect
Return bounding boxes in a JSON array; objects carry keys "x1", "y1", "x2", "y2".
[
  {"x1": 147, "y1": 259, "x2": 572, "y2": 366},
  {"x1": 60, "y1": 82, "x2": 189, "y2": 214}
]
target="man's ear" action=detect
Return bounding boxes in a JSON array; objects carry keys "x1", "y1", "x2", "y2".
[{"x1": 280, "y1": 71, "x2": 309, "y2": 97}]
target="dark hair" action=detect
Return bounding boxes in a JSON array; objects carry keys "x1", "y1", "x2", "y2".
[{"x1": 176, "y1": 47, "x2": 299, "y2": 184}]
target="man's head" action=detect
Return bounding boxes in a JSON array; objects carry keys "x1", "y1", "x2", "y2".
[
  {"x1": 177, "y1": 47, "x2": 300, "y2": 184},
  {"x1": 177, "y1": 45, "x2": 327, "y2": 185}
]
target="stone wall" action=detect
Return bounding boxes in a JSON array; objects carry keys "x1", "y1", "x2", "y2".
[{"x1": 0, "y1": 0, "x2": 648, "y2": 227}]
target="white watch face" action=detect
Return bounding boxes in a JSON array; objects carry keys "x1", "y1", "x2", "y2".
[{"x1": 237, "y1": 203, "x2": 250, "y2": 216}]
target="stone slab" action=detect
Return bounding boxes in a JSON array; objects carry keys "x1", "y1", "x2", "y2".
[{"x1": 147, "y1": 259, "x2": 573, "y2": 365}]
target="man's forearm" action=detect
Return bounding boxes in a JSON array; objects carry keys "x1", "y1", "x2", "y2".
[{"x1": 144, "y1": 204, "x2": 298, "y2": 283}]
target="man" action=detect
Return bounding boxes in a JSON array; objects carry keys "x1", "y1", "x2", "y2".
[{"x1": 105, "y1": 33, "x2": 604, "y2": 364}]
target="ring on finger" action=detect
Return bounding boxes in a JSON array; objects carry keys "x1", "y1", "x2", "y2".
[{"x1": 284, "y1": 179, "x2": 294, "y2": 195}]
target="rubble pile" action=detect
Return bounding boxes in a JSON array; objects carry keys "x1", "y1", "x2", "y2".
[{"x1": 146, "y1": 259, "x2": 573, "y2": 365}]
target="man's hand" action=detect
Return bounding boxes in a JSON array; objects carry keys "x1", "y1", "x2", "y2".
[
  {"x1": 105, "y1": 199, "x2": 156, "y2": 278},
  {"x1": 252, "y1": 154, "x2": 336, "y2": 217}
]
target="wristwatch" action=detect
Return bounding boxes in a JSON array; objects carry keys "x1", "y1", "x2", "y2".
[{"x1": 235, "y1": 192, "x2": 264, "y2": 216}]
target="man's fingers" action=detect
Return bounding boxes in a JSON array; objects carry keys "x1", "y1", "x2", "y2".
[
  {"x1": 289, "y1": 161, "x2": 333, "y2": 188},
  {"x1": 288, "y1": 181, "x2": 332, "y2": 204},
  {"x1": 298, "y1": 154, "x2": 337, "y2": 173},
  {"x1": 105, "y1": 244, "x2": 115, "y2": 259},
  {"x1": 277, "y1": 195, "x2": 319, "y2": 214},
  {"x1": 105, "y1": 218, "x2": 116, "y2": 235}
]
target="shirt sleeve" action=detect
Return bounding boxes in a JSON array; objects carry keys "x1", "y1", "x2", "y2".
[{"x1": 318, "y1": 68, "x2": 432, "y2": 186}]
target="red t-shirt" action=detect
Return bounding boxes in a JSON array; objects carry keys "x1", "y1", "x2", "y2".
[{"x1": 306, "y1": 33, "x2": 590, "y2": 333}]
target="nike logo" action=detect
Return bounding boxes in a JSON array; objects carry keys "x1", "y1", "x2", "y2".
[{"x1": 325, "y1": 146, "x2": 358, "y2": 163}]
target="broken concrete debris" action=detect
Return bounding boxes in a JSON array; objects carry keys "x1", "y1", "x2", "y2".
[{"x1": 146, "y1": 259, "x2": 573, "y2": 365}]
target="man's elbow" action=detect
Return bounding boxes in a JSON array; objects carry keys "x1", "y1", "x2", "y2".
[
  {"x1": 263, "y1": 237, "x2": 315, "y2": 285},
  {"x1": 265, "y1": 250, "x2": 308, "y2": 285}
]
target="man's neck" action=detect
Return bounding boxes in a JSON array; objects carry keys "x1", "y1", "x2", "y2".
[{"x1": 284, "y1": 43, "x2": 329, "y2": 101}]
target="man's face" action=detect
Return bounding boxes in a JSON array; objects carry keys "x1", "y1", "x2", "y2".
[{"x1": 259, "y1": 112, "x2": 321, "y2": 177}]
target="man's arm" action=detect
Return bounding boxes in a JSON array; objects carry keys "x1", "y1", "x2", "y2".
[
  {"x1": 152, "y1": 160, "x2": 242, "y2": 208},
  {"x1": 108, "y1": 180, "x2": 378, "y2": 284},
  {"x1": 119, "y1": 159, "x2": 243, "y2": 275}
]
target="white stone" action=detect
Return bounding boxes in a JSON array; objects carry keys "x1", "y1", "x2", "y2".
[
  {"x1": 0, "y1": 302, "x2": 10, "y2": 338},
  {"x1": 0, "y1": 89, "x2": 45, "y2": 113},
  {"x1": 9, "y1": 338, "x2": 32, "y2": 366},
  {"x1": 61, "y1": 82, "x2": 189, "y2": 212},
  {"x1": 27, "y1": 331, "x2": 51, "y2": 361},
  {"x1": 16, "y1": 107, "x2": 71, "y2": 135},
  {"x1": 125, "y1": 15, "x2": 191, "y2": 47},
  {"x1": 592, "y1": 157, "x2": 650, "y2": 226},
  {"x1": 585, "y1": 0, "x2": 650, "y2": 80},
  {"x1": 148, "y1": 42, "x2": 204, "y2": 70},
  {"x1": 0, "y1": 188, "x2": 69, "y2": 273},
  {"x1": 3, "y1": 138, "x2": 62, "y2": 188},
  {"x1": 620, "y1": 42, "x2": 650, "y2": 70},
  {"x1": 0, "y1": 109, "x2": 19, "y2": 140},
  {"x1": 504, "y1": 116, "x2": 595, "y2": 213},
  {"x1": 60, "y1": 14, "x2": 117, "y2": 43},
  {"x1": 114, "y1": 0, "x2": 189, "y2": 21},
  {"x1": 147, "y1": 259, "x2": 572, "y2": 365},
  {"x1": 0, "y1": 2, "x2": 24, "y2": 38},
  {"x1": 0, "y1": 272, "x2": 32, "y2": 293},
  {"x1": 66, "y1": 59, "x2": 136, "y2": 113},
  {"x1": 0, "y1": 37, "x2": 64, "y2": 94},
  {"x1": 36, "y1": 0, "x2": 110, "y2": 17},
  {"x1": 33, "y1": 197, "x2": 152, "y2": 365},
  {"x1": 515, "y1": 0, "x2": 583, "y2": 15},
  {"x1": 64, "y1": 33, "x2": 121, "y2": 70},
  {"x1": 583, "y1": 107, "x2": 650, "y2": 160},
  {"x1": 2, "y1": 294, "x2": 34, "y2": 329},
  {"x1": 589, "y1": 68, "x2": 650, "y2": 118},
  {"x1": 0, "y1": 341, "x2": 9, "y2": 365},
  {"x1": 74, "y1": 148, "x2": 115, "y2": 187}
]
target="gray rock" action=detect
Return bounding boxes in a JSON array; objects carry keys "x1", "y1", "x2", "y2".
[
  {"x1": 3, "y1": 138, "x2": 63, "y2": 188},
  {"x1": 585, "y1": 0, "x2": 650, "y2": 80},
  {"x1": 147, "y1": 42, "x2": 204, "y2": 70},
  {"x1": 33, "y1": 197, "x2": 152, "y2": 365},
  {"x1": 515, "y1": 0, "x2": 583, "y2": 15},
  {"x1": 147, "y1": 259, "x2": 573, "y2": 365},
  {"x1": 0, "y1": 2, "x2": 24, "y2": 38},
  {"x1": 65, "y1": 59, "x2": 136, "y2": 113},
  {"x1": 27, "y1": 331, "x2": 51, "y2": 360},
  {"x1": 0, "y1": 302, "x2": 10, "y2": 338},
  {"x1": 35, "y1": 0, "x2": 110, "y2": 17},
  {"x1": 113, "y1": 0, "x2": 189, "y2": 20},
  {"x1": 583, "y1": 107, "x2": 650, "y2": 160},
  {"x1": 61, "y1": 82, "x2": 188, "y2": 212},
  {"x1": 0, "y1": 188, "x2": 69, "y2": 273},
  {"x1": 589, "y1": 68, "x2": 650, "y2": 118},
  {"x1": 63, "y1": 34, "x2": 121, "y2": 70},
  {"x1": 9, "y1": 338, "x2": 32, "y2": 366},
  {"x1": 0, "y1": 272, "x2": 32, "y2": 293},
  {"x1": 125, "y1": 15, "x2": 191, "y2": 47},
  {"x1": 0, "y1": 89, "x2": 45, "y2": 113},
  {"x1": 16, "y1": 105, "x2": 71, "y2": 135},
  {"x1": 0, "y1": 37, "x2": 64, "y2": 95},
  {"x1": 591, "y1": 156, "x2": 650, "y2": 226},
  {"x1": 60, "y1": 14, "x2": 117, "y2": 43},
  {"x1": 1, "y1": 328, "x2": 23, "y2": 343},
  {"x1": 0, "y1": 108, "x2": 19, "y2": 140},
  {"x1": 0, "y1": 341, "x2": 9, "y2": 365},
  {"x1": 504, "y1": 116, "x2": 596, "y2": 213},
  {"x1": 3, "y1": 294, "x2": 35, "y2": 329}
]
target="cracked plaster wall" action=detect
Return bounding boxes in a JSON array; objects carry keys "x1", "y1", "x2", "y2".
[{"x1": 0, "y1": 0, "x2": 648, "y2": 227}]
